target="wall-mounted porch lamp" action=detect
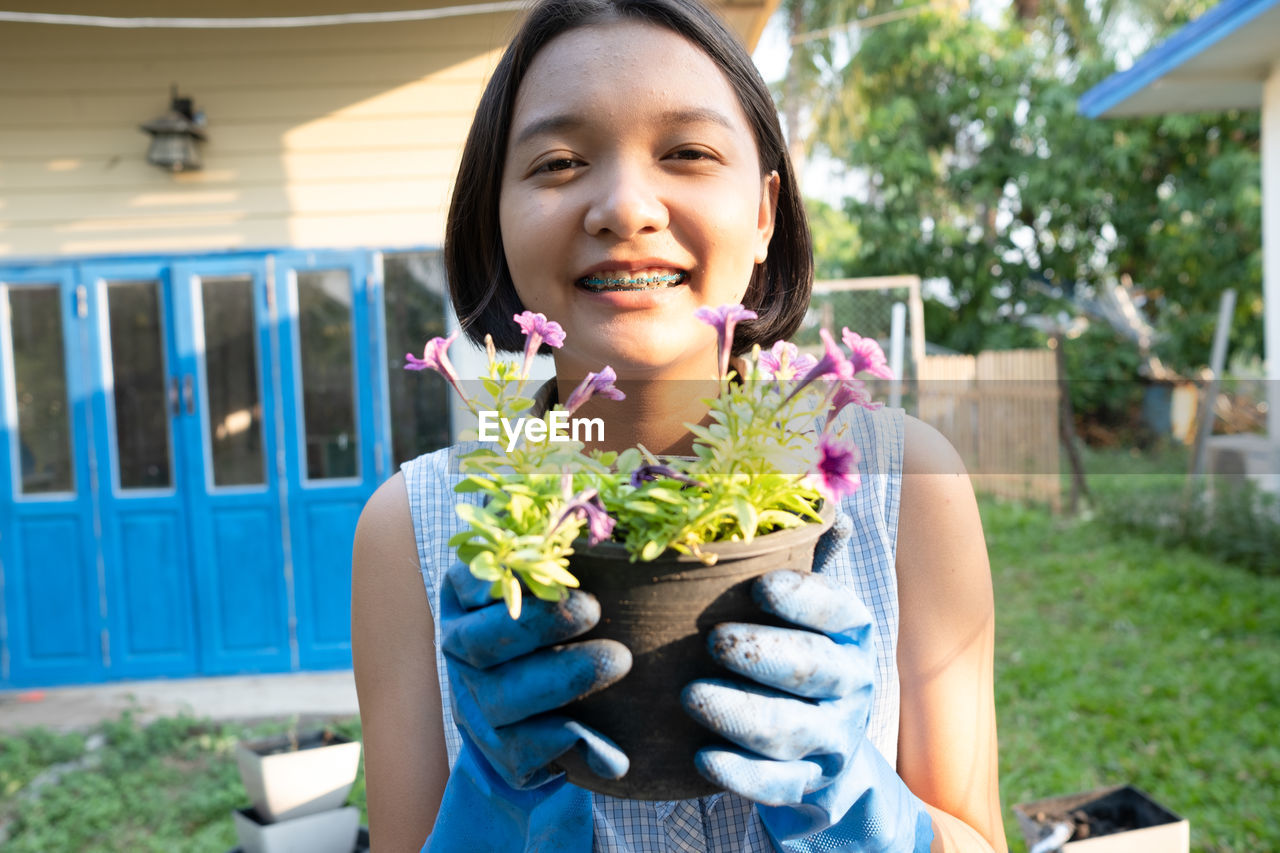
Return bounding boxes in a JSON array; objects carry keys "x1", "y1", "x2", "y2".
[{"x1": 140, "y1": 86, "x2": 206, "y2": 172}]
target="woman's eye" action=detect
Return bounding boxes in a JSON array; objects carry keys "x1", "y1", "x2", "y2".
[
  {"x1": 670, "y1": 149, "x2": 713, "y2": 162},
  {"x1": 537, "y1": 158, "x2": 579, "y2": 173}
]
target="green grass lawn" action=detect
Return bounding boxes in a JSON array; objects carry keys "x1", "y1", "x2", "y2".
[{"x1": 2, "y1": 447, "x2": 1276, "y2": 852}]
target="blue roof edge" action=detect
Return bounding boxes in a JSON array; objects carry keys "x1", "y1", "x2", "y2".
[{"x1": 1078, "y1": 0, "x2": 1280, "y2": 118}]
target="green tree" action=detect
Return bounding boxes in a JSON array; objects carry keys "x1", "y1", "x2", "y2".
[{"x1": 794, "y1": 1, "x2": 1262, "y2": 375}]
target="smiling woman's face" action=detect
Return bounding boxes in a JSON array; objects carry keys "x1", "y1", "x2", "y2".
[{"x1": 498, "y1": 20, "x2": 779, "y2": 381}]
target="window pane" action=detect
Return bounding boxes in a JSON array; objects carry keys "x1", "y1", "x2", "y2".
[
  {"x1": 297, "y1": 270, "x2": 358, "y2": 480},
  {"x1": 106, "y1": 281, "x2": 172, "y2": 489},
  {"x1": 8, "y1": 286, "x2": 74, "y2": 494},
  {"x1": 201, "y1": 275, "x2": 265, "y2": 487},
  {"x1": 383, "y1": 252, "x2": 451, "y2": 464}
]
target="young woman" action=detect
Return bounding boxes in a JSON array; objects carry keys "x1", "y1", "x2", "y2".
[{"x1": 352, "y1": 0, "x2": 1006, "y2": 850}]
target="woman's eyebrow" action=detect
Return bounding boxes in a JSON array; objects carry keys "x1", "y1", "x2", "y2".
[
  {"x1": 511, "y1": 107, "x2": 737, "y2": 148},
  {"x1": 512, "y1": 114, "x2": 584, "y2": 148}
]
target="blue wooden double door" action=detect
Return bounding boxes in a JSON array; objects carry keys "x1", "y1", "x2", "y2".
[{"x1": 0, "y1": 251, "x2": 394, "y2": 688}]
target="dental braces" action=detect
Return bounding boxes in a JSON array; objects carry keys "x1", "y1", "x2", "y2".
[{"x1": 579, "y1": 272, "x2": 686, "y2": 291}]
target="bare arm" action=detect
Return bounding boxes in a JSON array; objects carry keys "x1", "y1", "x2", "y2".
[
  {"x1": 352, "y1": 472, "x2": 450, "y2": 852},
  {"x1": 896, "y1": 415, "x2": 1008, "y2": 853}
]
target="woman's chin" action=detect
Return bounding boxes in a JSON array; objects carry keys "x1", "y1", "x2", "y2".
[{"x1": 559, "y1": 347, "x2": 710, "y2": 383}]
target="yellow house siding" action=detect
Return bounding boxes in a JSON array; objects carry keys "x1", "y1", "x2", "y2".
[
  {"x1": 0, "y1": 8, "x2": 514, "y2": 257},
  {"x1": 0, "y1": 0, "x2": 774, "y2": 259}
]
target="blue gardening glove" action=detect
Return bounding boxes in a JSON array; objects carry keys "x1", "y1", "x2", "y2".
[
  {"x1": 423, "y1": 736, "x2": 593, "y2": 853},
  {"x1": 440, "y1": 559, "x2": 633, "y2": 789},
  {"x1": 680, "y1": 516, "x2": 934, "y2": 852}
]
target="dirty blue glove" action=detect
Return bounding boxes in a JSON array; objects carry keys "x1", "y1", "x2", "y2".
[
  {"x1": 439, "y1": 559, "x2": 633, "y2": 789},
  {"x1": 682, "y1": 560, "x2": 934, "y2": 851}
]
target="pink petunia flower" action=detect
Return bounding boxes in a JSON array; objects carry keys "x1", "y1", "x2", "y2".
[
  {"x1": 784, "y1": 328, "x2": 855, "y2": 405},
  {"x1": 552, "y1": 488, "x2": 616, "y2": 546},
  {"x1": 812, "y1": 434, "x2": 861, "y2": 502},
  {"x1": 514, "y1": 311, "x2": 566, "y2": 379},
  {"x1": 564, "y1": 366, "x2": 625, "y2": 414},
  {"x1": 405, "y1": 330, "x2": 473, "y2": 411},
  {"x1": 695, "y1": 304, "x2": 758, "y2": 380},
  {"x1": 825, "y1": 379, "x2": 882, "y2": 430},
  {"x1": 758, "y1": 341, "x2": 819, "y2": 381},
  {"x1": 629, "y1": 463, "x2": 707, "y2": 490},
  {"x1": 841, "y1": 329, "x2": 894, "y2": 379}
]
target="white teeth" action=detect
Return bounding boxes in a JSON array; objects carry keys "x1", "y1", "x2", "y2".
[{"x1": 578, "y1": 270, "x2": 687, "y2": 292}]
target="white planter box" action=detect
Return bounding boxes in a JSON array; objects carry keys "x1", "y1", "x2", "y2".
[
  {"x1": 1015, "y1": 785, "x2": 1189, "y2": 853},
  {"x1": 232, "y1": 806, "x2": 360, "y2": 853},
  {"x1": 236, "y1": 730, "x2": 362, "y2": 823}
]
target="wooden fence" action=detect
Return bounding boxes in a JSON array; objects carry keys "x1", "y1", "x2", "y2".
[{"x1": 918, "y1": 349, "x2": 1061, "y2": 509}]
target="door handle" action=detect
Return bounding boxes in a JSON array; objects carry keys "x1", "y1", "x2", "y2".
[
  {"x1": 182, "y1": 374, "x2": 195, "y2": 416},
  {"x1": 169, "y1": 377, "x2": 181, "y2": 415}
]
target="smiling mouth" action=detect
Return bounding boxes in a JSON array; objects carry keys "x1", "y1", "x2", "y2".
[{"x1": 576, "y1": 271, "x2": 688, "y2": 293}]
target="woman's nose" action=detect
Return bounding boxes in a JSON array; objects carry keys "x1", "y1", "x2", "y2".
[{"x1": 582, "y1": 163, "x2": 669, "y2": 239}]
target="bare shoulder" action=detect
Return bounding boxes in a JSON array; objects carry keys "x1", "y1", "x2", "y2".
[
  {"x1": 351, "y1": 470, "x2": 431, "y2": 677},
  {"x1": 356, "y1": 471, "x2": 417, "y2": 552},
  {"x1": 895, "y1": 415, "x2": 1006, "y2": 851},
  {"x1": 895, "y1": 412, "x2": 990, "y2": 642},
  {"x1": 352, "y1": 471, "x2": 450, "y2": 851},
  {"x1": 897, "y1": 414, "x2": 986, "y2": 583},
  {"x1": 901, "y1": 412, "x2": 969, "y2": 478}
]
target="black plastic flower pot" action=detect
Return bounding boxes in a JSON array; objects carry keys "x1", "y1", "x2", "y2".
[
  {"x1": 1014, "y1": 785, "x2": 1189, "y2": 853},
  {"x1": 552, "y1": 500, "x2": 835, "y2": 800}
]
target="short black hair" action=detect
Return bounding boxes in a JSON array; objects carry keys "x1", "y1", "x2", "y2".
[{"x1": 445, "y1": 0, "x2": 813, "y2": 356}]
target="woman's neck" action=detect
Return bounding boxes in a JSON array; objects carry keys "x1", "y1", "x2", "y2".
[
  {"x1": 551, "y1": 356, "x2": 744, "y2": 457},
  {"x1": 564, "y1": 376, "x2": 718, "y2": 456}
]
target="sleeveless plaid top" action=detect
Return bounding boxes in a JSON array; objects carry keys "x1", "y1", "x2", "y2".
[{"x1": 402, "y1": 403, "x2": 905, "y2": 852}]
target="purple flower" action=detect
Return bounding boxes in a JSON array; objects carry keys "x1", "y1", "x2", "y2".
[
  {"x1": 758, "y1": 340, "x2": 817, "y2": 380},
  {"x1": 564, "y1": 366, "x2": 625, "y2": 414},
  {"x1": 784, "y1": 329, "x2": 855, "y2": 405},
  {"x1": 810, "y1": 328, "x2": 857, "y2": 381},
  {"x1": 552, "y1": 488, "x2": 616, "y2": 546},
  {"x1": 812, "y1": 434, "x2": 861, "y2": 502},
  {"x1": 514, "y1": 311, "x2": 566, "y2": 379},
  {"x1": 405, "y1": 330, "x2": 473, "y2": 411},
  {"x1": 629, "y1": 464, "x2": 707, "y2": 490},
  {"x1": 825, "y1": 379, "x2": 881, "y2": 429},
  {"x1": 695, "y1": 304, "x2": 758, "y2": 380},
  {"x1": 841, "y1": 329, "x2": 893, "y2": 379}
]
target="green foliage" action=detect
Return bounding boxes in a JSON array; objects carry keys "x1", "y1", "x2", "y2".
[
  {"x1": 0, "y1": 728, "x2": 86, "y2": 799},
  {"x1": 796, "y1": 1, "x2": 1262, "y2": 377},
  {"x1": 986, "y1": 489, "x2": 1280, "y2": 853},
  {"x1": 804, "y1": 197, "x2": 862, "y2": 278},
  {"x1": 1096, "y1": 476, "x2": 1280, "y2": 576},
  {"x1": 1059, "y1": 325, "x2": 1148, "y2": 440},
  {"x1": 0, "y1": 713, "x2": 366, "y2": 853},
  {"x1": 441, "y1": 316, "x2": 865, "y2": 617},
  {"x1": 1, "y1": 712, "x2": 371, "y2": 850}
]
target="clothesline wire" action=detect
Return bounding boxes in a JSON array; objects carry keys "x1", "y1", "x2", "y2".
[{"x1": 0, "y1": 3, "x2": 528, "y2": 29}]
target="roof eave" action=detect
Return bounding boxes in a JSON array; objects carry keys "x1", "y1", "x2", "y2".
[{"x1": 1078, "y1": 0, "x2": 1280, "y2": 118}]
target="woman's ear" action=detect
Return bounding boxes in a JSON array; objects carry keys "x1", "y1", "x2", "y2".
[{"x1": 755, "y1": 170, "x2": 781, "y2": 264}]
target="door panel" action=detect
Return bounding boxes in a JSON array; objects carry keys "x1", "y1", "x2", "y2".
[
  {"x1": 0, "y1": 267, "x2": 104, "y2": 685},
  {"x1": 83, "y1": 261, "x2": 198, "y2": 679},
  {"x1": 171, "y1": 257, "x2": 291, "y2": 674},
  {"x1": 276, "y1": 251, "x2": 379, "y2": 669}
]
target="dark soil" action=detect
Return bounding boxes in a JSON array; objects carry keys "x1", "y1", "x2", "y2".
[
  {"x1": 1030, "y1": 786, "x2": 1175, "y2": 841},
  {"x1": 251, "y1": 728, "x2": 345, "y2": 756}
]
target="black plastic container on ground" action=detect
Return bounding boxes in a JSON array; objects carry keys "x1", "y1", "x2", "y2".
[
  {"x1": 553, "y1": 501, "x2": 835, "y2": 800},
  {"x1": 1014, "y1": 785, "x2": 1189, "y2": 852}
]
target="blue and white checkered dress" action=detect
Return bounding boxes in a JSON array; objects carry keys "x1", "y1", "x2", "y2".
[{"x1": 402, "y1": 404, "x2": 905, "y2": 852}]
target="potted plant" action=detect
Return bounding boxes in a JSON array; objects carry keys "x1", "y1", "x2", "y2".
[
  {"x1": 407, "y1": 304, "x2": 889, "y2": 797},
  {"x1": 1014, "y1": 785, "x2": 1189, "y2": 853},
  {"x1": 234, "y1": 724, "x2": 361, "y2": 824},
  {"x1": 230, "y1": 805, "x2": 361, "y2": 853}
]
